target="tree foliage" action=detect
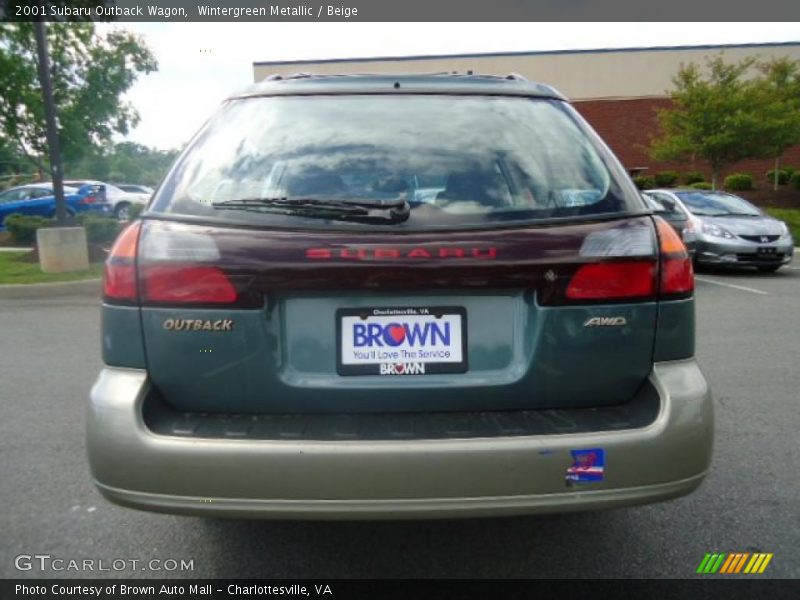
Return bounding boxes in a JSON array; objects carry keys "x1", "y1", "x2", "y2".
[
  {"x1": 650, "y1": 56, "x2": 800, "y2": 189},
  {"x1": 756, "y1": 57, "x2": 800, "y2": 189},
  {"x1": 0, "y1": 22, "x2": 157, "y2": 172},
  {"x1": 65, "y1": 142, "x2": 179, "y2": 186}
]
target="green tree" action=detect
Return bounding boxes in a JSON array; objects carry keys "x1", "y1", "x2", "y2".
[
  {"x1": 0, "y1": 23, "x2": 157, "y2": 172},
  {"x1": 650, "y1": 56, "x2": 775, "y2": 190},
  {"x1": 756, "y1": 57, "x2": 800, "y2": 190},
  {"x1": 65, "y1": 142, "x2": 179, "y2": 185}
]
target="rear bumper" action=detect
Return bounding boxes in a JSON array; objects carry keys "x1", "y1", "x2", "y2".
[{"x1": 87, "y1": 360, "x2": 713, "y2": 519}]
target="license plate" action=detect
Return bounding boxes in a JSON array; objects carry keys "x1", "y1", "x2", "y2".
[{"x1": 337, "y1": 307, "x2": 467, "y2": 376}]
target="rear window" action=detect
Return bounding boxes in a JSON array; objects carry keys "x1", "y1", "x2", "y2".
[
  {"x1": 645, "y1": 193, "x2": 685, "y2": 216},
  {"x1": 151, "y1": 95, "x2": 642, "y2": 230},
  {"x1": 674, "y1": 191, "x2": 761, "y2": 217}
]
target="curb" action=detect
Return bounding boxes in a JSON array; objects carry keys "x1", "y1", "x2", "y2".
[{"x1": 0, "y1": 278, "x2": 101, "y2": 299}]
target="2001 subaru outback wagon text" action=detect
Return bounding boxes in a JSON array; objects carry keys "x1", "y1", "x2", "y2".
[{"x1": 88, "y1": 73, "x2": 713, "y2": 519}]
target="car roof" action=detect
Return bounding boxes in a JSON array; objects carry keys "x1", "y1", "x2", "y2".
[
  {"x1": 2, "y1": 183, "x2": 77, "y2": 192},
  {"x1": 231, "y1": 73, "x2": 566, "y2": 101},
  {"x1": 648, "y1": 188, "x2": 729, "y2": 194},
  {"x1": 3, "y1": 183, "x2": 53, "y2": 191},
  {"x1": 65, "y1": 179, "x2": 122, "y2": 190}
]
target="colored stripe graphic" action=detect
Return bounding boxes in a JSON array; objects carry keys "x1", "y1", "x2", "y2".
[
  {"x1": 733, "y1": 553, "x2": 749, "y2": 573},
  {"x1": 712, "y1": 554, "x2": 726, "y2": 573},
  {"x1": 699, "y1": 553, "x2": 774, "y2": 574},
  {"x1": 759, "y1": 554, "x2": 774, "y2": 573},
  {"x1": 701, "y1": 554, "x2": 726, "y2": 573},
  {"x1": 745, "y1": 554, "x2": 761, "y2": 574},
  {"x1": 720, "y1": 552, "x2": 742, "y2": 573},
  {"x1": 696, "y1": 554, "x2": 713, "y2": 573},
  {"x1": 719, "y1": 554, "x2": 737, "y2": 573}
]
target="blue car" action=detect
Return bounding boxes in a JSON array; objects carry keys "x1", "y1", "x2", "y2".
[{"x1": 0, "y1": 182, "x2": 111, "y2": 229}]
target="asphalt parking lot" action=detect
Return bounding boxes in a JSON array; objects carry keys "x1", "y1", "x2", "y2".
[{"x1": 2, "y1": 265, "x2": 798, "y2": 579}]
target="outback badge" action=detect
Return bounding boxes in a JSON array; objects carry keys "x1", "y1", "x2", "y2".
[{"x1": 163, "y1": 318, "x2": 234, "y2": 332}]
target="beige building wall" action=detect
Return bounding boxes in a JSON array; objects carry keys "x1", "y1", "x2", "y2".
[{"x1": 253, "y1": 43, "x2": 800, "y2": 101}]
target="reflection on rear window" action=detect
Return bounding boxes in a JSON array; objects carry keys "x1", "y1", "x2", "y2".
[
  {"x1": 152, "y1": 95, "x2": 639, "y2": 230},
  {"x1": 675, "y1": 192, "x2": 760, "y2": 216}
]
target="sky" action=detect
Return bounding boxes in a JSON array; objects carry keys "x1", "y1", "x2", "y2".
[{"x1": 112, "y1": 22, "x2": 800, "y2": 150}]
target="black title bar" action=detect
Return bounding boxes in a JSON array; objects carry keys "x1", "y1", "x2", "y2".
[{"x1": 4, "y1": 579, "x2": 800, "y2": 600}]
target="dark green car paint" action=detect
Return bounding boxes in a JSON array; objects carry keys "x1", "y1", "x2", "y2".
[
  {"x1": 104, "y1": 296, "x2": 696, "y2": 412},
  {"x1": 653, "y1": 298, "x2": 696, "y2": 362},
  {"x1": 125, "y1": 293, "x2": 662, "y2": 413},
  {"x1": 101, "y1": 305, "x2": 146, "y2": 369}
]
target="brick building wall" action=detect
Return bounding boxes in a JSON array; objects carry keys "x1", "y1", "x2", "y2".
[{"x1": 574, "y1": 97, "x2": 800, "y2": 185}]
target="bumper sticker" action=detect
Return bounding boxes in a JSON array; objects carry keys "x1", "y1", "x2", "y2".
[{"x1": 566, "y1": 448, "x2": 605, "y2": 483}]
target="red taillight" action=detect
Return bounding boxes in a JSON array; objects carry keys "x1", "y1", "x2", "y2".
[
  {"x1": 655, "y1": 217, "x2": 694, "y2": 295},
  {"x1": 566, "y1": 261, "x2": 656, "y2": 300},
  {"x1": 662, "y1": 257, "x2": 694, "y2": 293},
  {"x1": 103, "y1": 263, "x2": 137, "y2": 300},
  {"x1": 103, "y1": 222, "x2": 141, "y2": 302},
  {"x1": 142, "y1": 265, "x2": 237, "y2": 304}
]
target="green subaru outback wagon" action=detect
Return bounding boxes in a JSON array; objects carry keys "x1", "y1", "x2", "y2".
[{"x1": 88, "y1": 73, "x2": 713, "y2": 519}]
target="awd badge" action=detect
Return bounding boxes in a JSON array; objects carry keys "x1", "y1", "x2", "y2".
[{"x1": 583, "y1": 316, "x2": 627, "y2": 327}]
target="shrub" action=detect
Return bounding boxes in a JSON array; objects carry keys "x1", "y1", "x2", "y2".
[
  {"x1": 683, "y1": 171, "x2": 706, "y2": 185},
  {"x1": 632, "y1": 175, "x2": 655, "y2": 190},
  {"x1": 724, "y1": 173, "x2": 753, "y2": 191},
  {"x1": 654, "y1": 171, "x2": 679, "y2": 187},
  {"x1": 3, "y1": 214, "x2": 54, "y2": 244},
  {"x1": 766, "y1": 169, "x2": 789, "y2": 185},
  {"x1": 783, "y1": 166, "x2": 797, "y2": 178},
  {"x1": 792, "y1": 172, "x2": 800, "y2": 190},
  {"x1": 76, "y1": 214, "x2": 121, "y2": 244},
  {"x1": 689, "y1": 182, "x2": 713, "y2": 190}
]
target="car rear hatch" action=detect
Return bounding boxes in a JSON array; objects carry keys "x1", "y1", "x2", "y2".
[
  {"x1": 105, "y1": 214, "x2": 691, "y2": 414},
  {"x1": 102, "y1": 88, "x2": 693, "y2": 414}
]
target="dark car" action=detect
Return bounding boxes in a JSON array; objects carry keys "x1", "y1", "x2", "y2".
[
  {"x1": 648, "y1": 189, "x2": 794, "y2": 272},
  {"x1": 88, "y1": 73, "x2": 712, "y2": 519},
  {"x1": 643, "y1": 191, "x2": 697, "y2": 256}
]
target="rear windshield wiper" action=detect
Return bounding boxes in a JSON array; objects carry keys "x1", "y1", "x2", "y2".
[{"x1": 211, "y1": 197, "x2": 410, "y2": 224}]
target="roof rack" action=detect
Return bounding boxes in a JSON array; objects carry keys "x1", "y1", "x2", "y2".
[
  {"x1": 241, "y1": 72, "x2": 564, "y2": 102},
  {"x1": 262, "y1": 71, "x2": 529, "y2": 82},
  {"x1": 264, "y1": 72, "x2": 314, "y2": 81}
]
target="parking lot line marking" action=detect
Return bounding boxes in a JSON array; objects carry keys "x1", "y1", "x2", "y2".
[{"x1": 695, "y1": 277, "x2": 768, "y2": 295}]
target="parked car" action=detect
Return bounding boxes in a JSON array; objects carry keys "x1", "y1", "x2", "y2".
[
  {"x1": 88, "y1": 73, "x2": 712, "y2": 519},
  {"x1": 0, "y1": 182, "x2": 111, "y2": 229},
  {"x1": 65, "y1": 180, "x2": 147, "y2": 221},
  {"x1": 647, "y1": 189, "x2": 794, "y2": 272},
  {"x1": 642, "y1": 191, "x2": 696, "y2": 256},
  {"x1": 115, "y1": 184, "x2": 154, "y2": 196}
]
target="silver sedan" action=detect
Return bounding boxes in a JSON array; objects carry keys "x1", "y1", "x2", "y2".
[{"x1": 646, "y1": 189, "x2": 794, "y2": 273}]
